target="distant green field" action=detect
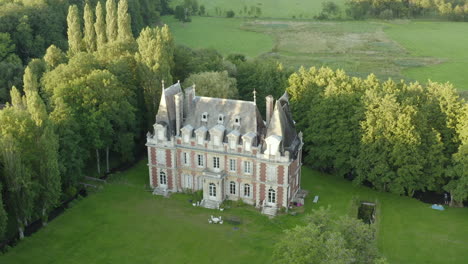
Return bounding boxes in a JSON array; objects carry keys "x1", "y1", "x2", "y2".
[
  {"x1": 163, "y1": 16, "x2": 273, "y2": 57},
  {"x1": 172, "y1": 0, "x2": 347, "y2": 19},
  {"x1": 164, "y1": 16, "x2": 468, "y2": 92},
  {"x1": 384, "y1": 21, "x2": 468, "y2": 91},
  {"x1": 1, "y1": 159, "x2": 467, "y2": 263}
]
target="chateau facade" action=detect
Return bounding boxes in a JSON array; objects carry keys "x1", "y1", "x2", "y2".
[{"x1": 146, "y1": 82, "x2": 303, "y2": 216}]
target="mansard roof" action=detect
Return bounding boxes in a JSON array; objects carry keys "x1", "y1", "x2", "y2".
[{"x1": 183, "y1": 96, "x2": 265, "y2": 137}]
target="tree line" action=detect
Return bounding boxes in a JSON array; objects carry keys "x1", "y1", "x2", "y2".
[
  {"x1": 288, "y1": 67, "x2": 467, "y2": 205},
  {"x1": 345, "y1": 0, "x2": 468, "y2": 20},
  {"x1": 0, "y1": 0, "x2": 167, "y2": 104},
  {"x1": 0, "y1": 0, "x2": 174, "y2": 241}
]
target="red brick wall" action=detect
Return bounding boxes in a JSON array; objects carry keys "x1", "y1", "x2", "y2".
[
  {"x1": 260, "y1": 184, "x2": 265, "y2": 201},
  {"x1": 166, "y1": 149, "x2": 172, "y2": 167},
  {"x1": 150, "y1": 147, "x2": 156, "y2": 165},
  {"x1": 151, "y1": 167, "x2": 158, "y2": 186},
  {"x1": 277, "y1": 186, "x2": 283, "y2": 207},
  {"x1": 168, "y1": 170, "x2": 173, "y2": 189},
  {"x1": 259, "y1": 163, "x2": 266, "y2": 182},
  {"x1": 278, "y1": 166, "x2": 284, "y2": 184}
]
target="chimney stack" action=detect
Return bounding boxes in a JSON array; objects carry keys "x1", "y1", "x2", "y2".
[
  {"x1": 184, "y1": 85, "x2": 196, "y2": 118},
  {"x1": 266, "y1": 95, "x2": 274, "y2": 125}
]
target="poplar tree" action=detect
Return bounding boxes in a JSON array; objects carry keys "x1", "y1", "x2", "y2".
[
  {"x1": 106, "y1": 0, "x2": 118, "y2": 42},
  {"x1": 84, "y1": 3, "x2": 97, "y2": 52},
  {"x1": 36, "y1": 124, "x2": 61, "y2": 225},
  {"x1": 67, "y1": 5, "x2": 83, "y2": 56},
  {"x1": 117, "y1": 0, "x2": 133, "y2": 42},
  {"x1": 136, "y1": 26, "x2": 174, "y2": 124},
  {"x1": 44, "y1": 45, "x2": 67, "y2": 71},
  {"x1": 95, "y1": 1, "x2": 107, "y2": 49}
]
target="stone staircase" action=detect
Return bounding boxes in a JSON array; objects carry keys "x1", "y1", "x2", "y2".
[
  {"x1": 200, "y1": 199, "x2": 220, "y2": 210},
  {"x1": 262, "y1": 205, "x2": 277, "y2": 217},
  {"x1": 152, "y1": 188, "x2": 171, "y2": 197}
]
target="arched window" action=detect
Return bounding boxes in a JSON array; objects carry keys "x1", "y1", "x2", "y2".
[
  {"x1": 159, "y1": 171, "x2": 167, "y2": 185},
  {"x1": 209, "y1": 183, "x2": 216, "y2": 197},
  {"x1": 268, "y1": 188, "x2": 276, "y2": 203},
  {"x1": 230, "y1": 181, "x2": 236, "y2": 195},
  {"x1": 244, "y1": 184, "x2": 250, "y2": 197}
]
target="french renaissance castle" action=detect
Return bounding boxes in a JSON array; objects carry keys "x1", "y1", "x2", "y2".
[{"x1": 146, "y1": 82, "x2": 303, "y2": 216}]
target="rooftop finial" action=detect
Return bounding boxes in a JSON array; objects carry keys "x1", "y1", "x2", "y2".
[{"x1": 253, "y1": 89, "x2": 257, "y2": 105}]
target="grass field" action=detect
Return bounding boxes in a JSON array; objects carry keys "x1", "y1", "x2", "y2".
[
  {"x1": 163, "y1": 16, "x2": 273, "y2": 57},
  {"x1": 1, "y1": 160, "x2": 467, "y2": 263},
  {"x1": 171, "y1": 0, "x2": 347, "y2": 19},
  {"x1": 385, "y1": 21, "x2": 468, "y2": 91},
  {"x1": 164, "y1": 17, "x2": 468, "y2": 93}
]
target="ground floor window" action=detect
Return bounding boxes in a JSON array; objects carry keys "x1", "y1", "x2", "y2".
[
  {"x1": 159, "y1": 171, "x2": 167, "y2": 185},
  {"x1": 230, "y1": 181, "x2": 236, "y2": 195},
  {"x1": 268, "y1": 188, "x2": 276, "y2": 203},
  {"x1": 244, "y1": 184, "x2": 250, "y2": 197},
  {"x1": 209, "y1": 183, "x2": 216, "y2": 197}
]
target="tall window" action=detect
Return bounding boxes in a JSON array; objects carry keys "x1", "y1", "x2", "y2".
[
  {"x1": 244, "y1": 161, "x2": 252, "y2": 174},
  {"x1": 209, "y1": 183, "x2": 216, "y2": 197},
  {"x1": 244, "y1": 184, "x2": 250, "y2": 197},
  {"x1": 213, "y1": 157, "x2": 220, "y2": 169},
  {"x1": 268, "y1": 188, "x2": 276, "y2": 203},
  {"x1": 197, "y1": 154, "x2": 204, "y2": 167},
  {"x1": 230, "y1": 181, "x2": 236, "y2": 195},
  {"x1": 229, "y1": 159, "x2": 236, "y2": 172},
  {"x1": 159, "y1": 171, "x2": 167, "y2": 185},
  {"x1": 182, "y1": 152, "x2": 189, "y2": 166}
]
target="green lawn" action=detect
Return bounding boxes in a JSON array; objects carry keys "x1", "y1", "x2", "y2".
[
  {"x1": 171, "y1": 0, "x2": 347, "y2": 19},
  {"x1": 162, "y1": 16, "x2": 274, "y2": 57},
  {"x1": 1, "y1": 159, "x2": 467, "y2": 263}
]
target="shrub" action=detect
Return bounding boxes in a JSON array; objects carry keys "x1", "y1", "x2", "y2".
[{"x1": 226, "y1": 10, "x2": 235, "y2": 18}]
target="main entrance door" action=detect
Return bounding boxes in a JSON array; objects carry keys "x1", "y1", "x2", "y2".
[{"x1": 209, "y1": 183, "x2": 217, "y2": 200}]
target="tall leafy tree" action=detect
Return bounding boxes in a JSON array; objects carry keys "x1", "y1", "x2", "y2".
[
  {"x1": 274, "y1": 207, "x2": 386, "y2": 264},
  {"x1": 446, "y1": 104, "x2": 468, "y2": 205},
  {"x1": 0, "y1": 106, "x2": 37, "y2": 240},
  {"x1": 67, "y1": 5, "x2": 83, "y2": 56},
  {"x1": 184, "y1": 71, "x2": 237, "y2": 99},
  {"x1": 95, "y1": 1, "x2": 107, "y2": 49},
  {"x1": 117, "y1": 0, "x2": 133, "y2": 42},
  {"x1": 106, "y1": 0, "x2": 118, "y2": 43},
  {"x1": 136, "y1": 26, "x2": 174, "y2": 125},
  {"x1": 84, "y1": 3, "x2": 97, "y2": 52},
  {"x1": 44, "y1": 45, "x2": 67, "y2": 71}
]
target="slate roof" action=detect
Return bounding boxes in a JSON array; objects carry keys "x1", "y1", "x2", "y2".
[
  {"x1": 154, "y1": 83, "x2": 300, "y2": 158},
  {"x1": 184, "y1": 96, "x2": 265, "y2": 138}
]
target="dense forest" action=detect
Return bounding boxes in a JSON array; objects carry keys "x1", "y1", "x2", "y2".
[
  {"x1": 0, "y1": 0, "x2": 467, "y2": 247},
  {"x1": 0, "y1": 0, "x2": 170, "y2": 104}
]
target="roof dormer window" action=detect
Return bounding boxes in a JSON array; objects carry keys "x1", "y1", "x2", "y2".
[
  {"x1": 201, "y1": 112, "x2": 208, "y2": 122},
  {"x1": 234, "y1": 115, "x2": 240, "y2": 126},
  {"x1": 218, "y1": 114, "x2": 224, "y2": 124}
]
